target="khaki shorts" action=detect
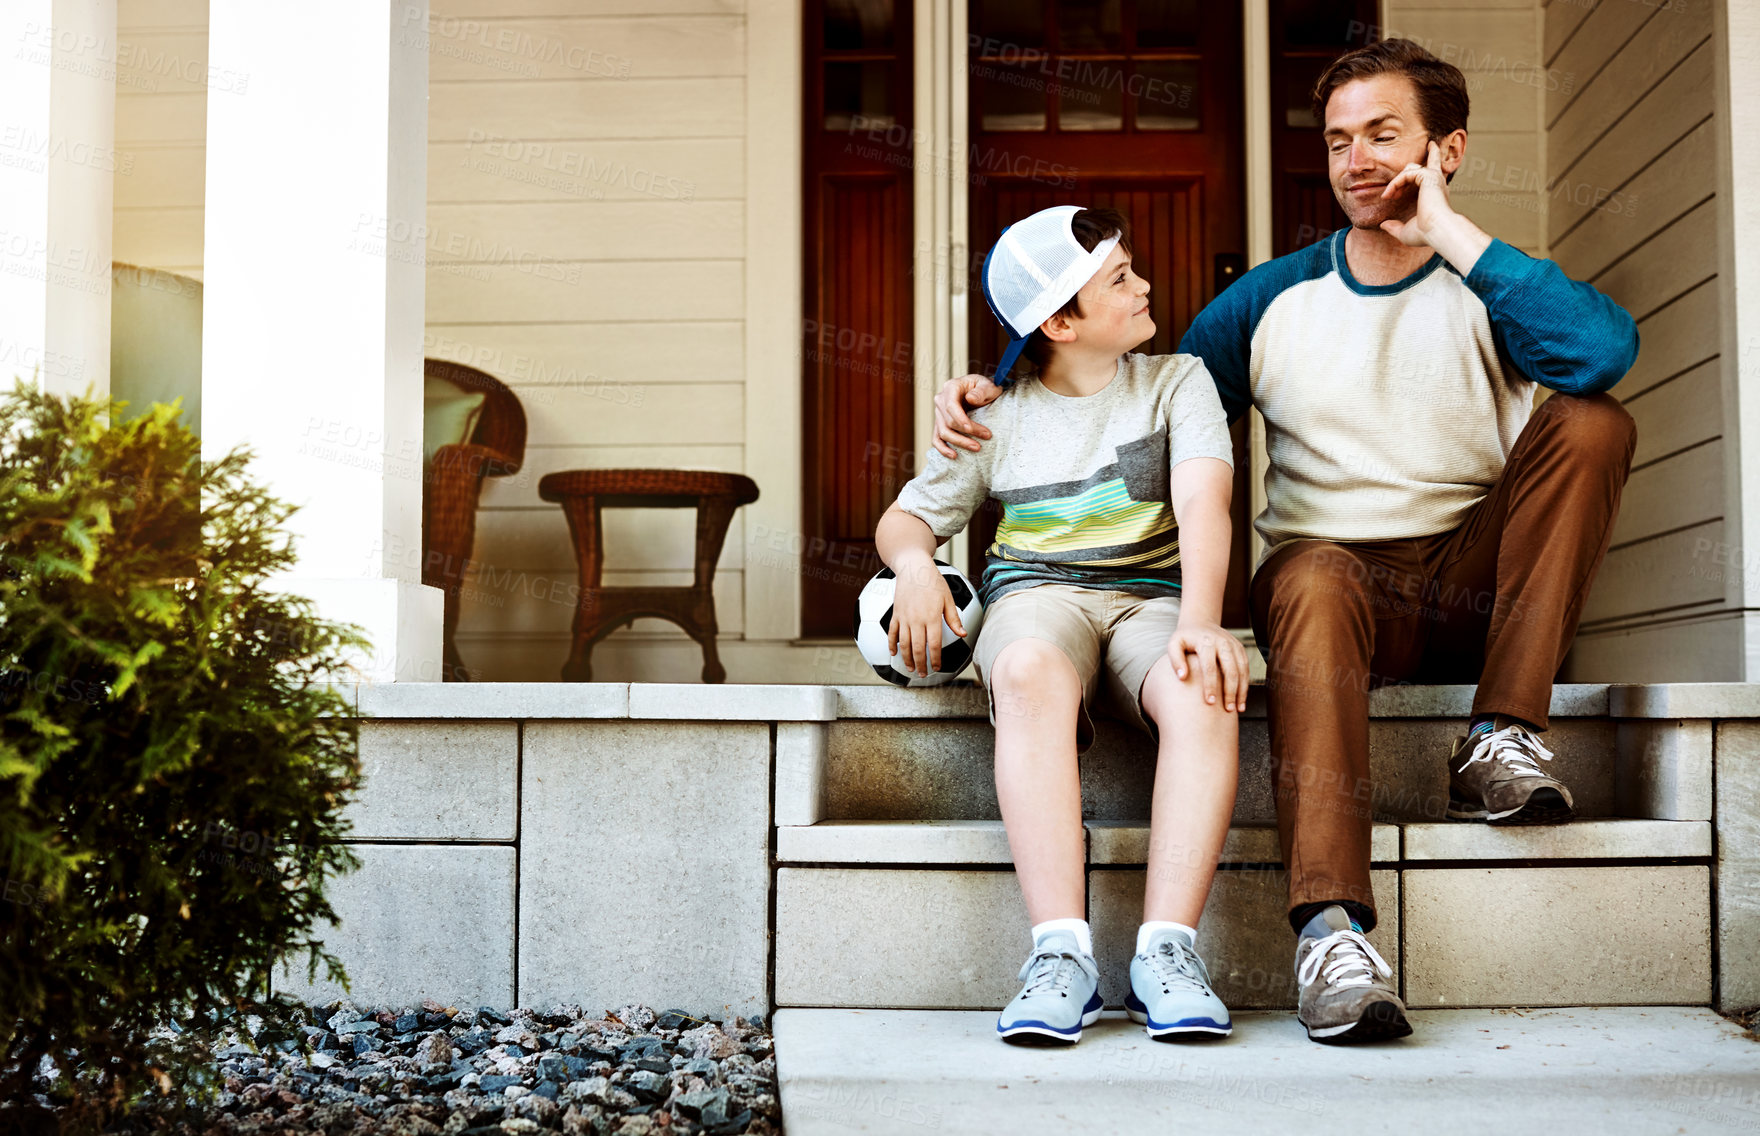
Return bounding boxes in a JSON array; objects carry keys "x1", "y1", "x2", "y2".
[{"x1": 973, "y1": 583, "x2": 1182, "y2": 752}]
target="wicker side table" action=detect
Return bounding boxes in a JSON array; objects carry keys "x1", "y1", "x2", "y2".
[{"x1": 537, "y1": 469, "x2": 760, "y2": 683}]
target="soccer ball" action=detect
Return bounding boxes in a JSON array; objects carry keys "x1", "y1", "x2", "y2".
[{"x1": 853, "y1": 559, "x2": 985, "y2": 687}]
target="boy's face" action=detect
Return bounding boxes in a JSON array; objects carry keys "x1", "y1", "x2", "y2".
[{"x1": 1045, "y1": 242, "x2": 1153, "y2": 353}]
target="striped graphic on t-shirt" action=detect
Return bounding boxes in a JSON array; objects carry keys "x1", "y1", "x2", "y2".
[{"x1": 981, "y1": 428, "x2": 1183, "y2": 598}]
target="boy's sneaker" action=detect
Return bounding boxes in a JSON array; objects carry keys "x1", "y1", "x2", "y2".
[
  {"x1": 1294, "y1": 906, "x2": 1411, "y2": 1044},
  {"x1": 1124, "y1": 928, "x2": 1232, "y2": 1039},
  {"x1": 995, "y1": 930, "x2": 1103, "y2": 1045},
  {"x1": 1447, "y1": 721, "x2": 1575, "y2": 824}
]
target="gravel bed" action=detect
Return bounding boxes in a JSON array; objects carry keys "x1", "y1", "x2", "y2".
[{"x1": 35, "y1": 1001, "x2": 781, "y2": 1136}]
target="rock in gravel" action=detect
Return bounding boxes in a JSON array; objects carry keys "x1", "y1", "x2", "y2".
[
  {"x1": 335, "y1": 1019, "x2": 382, "y2": 1035},
  {"x1": 566, "y1": 1075, "x2": 613, "y2": 1103},
  {"x1": 30, "y1": 1000, "x2": 778, "y2": 1136},
  {"x1": 327, "y1": 1007, "x2": 365, "y2": 1031},
  {"x1": 679, "y1": 1024, "x2": 742, "y2": 1061},
  {"x1": 418, "y1": 1031, "x2": 455, "y2": 1070},
  {"x1": 626, "y1": 1070, "x2": 668, "y2": 1100},
  {"x1": 454, "y1": 1028, "x2": 494, "y2": 1055},
  {"x1": 611, "y1": 1005, "x2": 656, "y2": 1033},
  {"x1": 674, "y1": 1088, "x2": 732, "y2": 1120}
]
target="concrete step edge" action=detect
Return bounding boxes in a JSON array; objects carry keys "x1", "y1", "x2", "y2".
[{"x1": 776, "y1": 818, "x2": 1711, "y2": 864}]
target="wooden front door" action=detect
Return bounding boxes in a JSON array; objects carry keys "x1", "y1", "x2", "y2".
[
  {"x1": 800, "y1": 0, "x2": 916, "y2": 638},
  {"x1": 965, "y1": 0, "x2": 1252, "y2": 624}
]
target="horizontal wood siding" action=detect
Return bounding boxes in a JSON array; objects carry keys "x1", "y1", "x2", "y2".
[
  {"x1": 112, "y1": 0, "x2": 755, "y2": 677},
  {"x1": 426, "y1": 0, "x2": 750, "y2": 674},
  {"x1": 1542, "y1": 0, "x2": 1725, "y2": 675},
  {"x1": 113, "y1": 0, "x2": 207, "y2": 276},
  {"x1": 1381, "y1": 2, "x2": 1548, "y2": 253}
]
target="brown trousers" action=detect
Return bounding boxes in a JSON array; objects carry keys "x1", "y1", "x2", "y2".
[{"x1": 1249, "y1": 393, "x2": 1637, "y2": 931}]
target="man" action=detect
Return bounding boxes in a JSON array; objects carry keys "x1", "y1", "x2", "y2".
[{"x1": 930, "y1": 38, "x2": 1638, "y2": 1044}]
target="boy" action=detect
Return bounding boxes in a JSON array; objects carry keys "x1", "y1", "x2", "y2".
[{"x1": 875, "y1": 205, "x2": 1247, "y2": 1044}]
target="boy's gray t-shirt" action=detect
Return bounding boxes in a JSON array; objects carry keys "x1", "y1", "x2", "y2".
[{"x1": 895, "y1": 351, "x2": 1235, "y2": 604}]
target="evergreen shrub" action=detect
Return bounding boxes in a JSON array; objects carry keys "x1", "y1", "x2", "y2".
[{"x1": 0, "y1": 383, "x2": 365, "y2": 1126}]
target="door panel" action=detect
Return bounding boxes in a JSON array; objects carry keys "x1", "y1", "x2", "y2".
[
  {"x1": 1270, "y1": 0, "x2": 1379, "y2": 254},
  {"x1": 802, "y1": 0, "x2": 914, "y2": 637}
]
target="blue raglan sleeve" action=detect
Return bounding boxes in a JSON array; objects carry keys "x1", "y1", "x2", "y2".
[
  {"x1": 1177, "y1": 281, "x2": 1254, "y2": 425},
  {"x1": 1178, "y1": 239, "x2": 1336, "y2": 422},
  {"x1": 1463, "y1": 239, "x2": 1639, "y2": 396}
]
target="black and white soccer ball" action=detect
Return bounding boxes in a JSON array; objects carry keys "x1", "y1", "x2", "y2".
[{"x1": 854, "y1": 559, "x2": 985, "y2": 687}]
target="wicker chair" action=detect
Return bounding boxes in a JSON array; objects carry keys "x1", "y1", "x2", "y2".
[{"x1": 423, "y1": 359, "x2": 527, "y2": 681}]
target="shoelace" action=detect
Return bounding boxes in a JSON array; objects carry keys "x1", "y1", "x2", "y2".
[
  {"x1": 1139, "y1": 938, "x2": 1211, "y2": 994},
  {"x1": 1018, "y1": 948, "x2": 1096, "y2": 997},
  {"x1": 1457, "y1": 722, "x2": 1556, "y2": 778},
  {"x1": 1296, "y1": 929, "x2": 1393, "y2": 991}
]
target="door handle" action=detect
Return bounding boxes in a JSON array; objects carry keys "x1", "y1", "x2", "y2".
[{"x1": 1214, "y1": 252, "x2": 1246, "y2": 296}]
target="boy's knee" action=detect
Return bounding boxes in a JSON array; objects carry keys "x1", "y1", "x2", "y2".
[
  {"x1": 989, "y1": 638, "x2": 1078, "y2": 700},
  {"x1": 1141, "y1": 659, "x2": 1227, "y2": 726}
]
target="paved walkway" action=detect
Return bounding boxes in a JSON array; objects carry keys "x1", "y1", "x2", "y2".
[{"x1": 774, "y1": 1007, "x2": 1760, "y2": 1135}]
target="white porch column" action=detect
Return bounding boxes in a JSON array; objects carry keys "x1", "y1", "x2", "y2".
[
  {"x1": 1716, "y1": 0, "x2": 1760, "y2": 679},
  {"x1": 0, "y1": 0, "x2": 117, "y2": 399},
  {"x1": 201, "y1": 0, "x2": 441, "y2": 682}
]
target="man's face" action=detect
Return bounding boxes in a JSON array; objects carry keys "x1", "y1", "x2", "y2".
[
  {"x1": 1060, "y1": 242, "x2": 1153, "y2": 351},
  {"x1": 1323, "y1": 73, "x2": 1435, "y2": 230}
]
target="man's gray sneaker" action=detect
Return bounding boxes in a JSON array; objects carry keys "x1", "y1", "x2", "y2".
[
  {"x1": 995, "y1": 930, "x2": 1103, "y2": 1045},
  {"x1": 1294, "y1": 906, "x2": 1411, "y2": 1044},
  {"x1": 1447, "y1": 720, "x2": 1575, "y2": 824}
]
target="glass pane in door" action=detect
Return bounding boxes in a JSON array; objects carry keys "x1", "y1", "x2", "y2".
[
  {"x1": 1136, "y1": 0, "x2": 1201, "y2": 48},
  {"x1": 1135, "y1": 60, "x2": 1201, "y2": 130},
  {"x1": 976, "y1": 65, "x2": 1049, "y2": 131},
  {"x1": 974, "y1": 0, "x2": 1046, "y2": 49},
  {"x1": 824, "y1": 61, "x2": 894, "y2": 129},
  {"x1": 1057, "y1": 0, "x2": 1123, "y2": 51},
  {"x1": 1057, "y1": 63, "x2": 1124, "y2": 131},
  {"x1": 824, "y1": 0, "x2": 895, "y2": 49}
]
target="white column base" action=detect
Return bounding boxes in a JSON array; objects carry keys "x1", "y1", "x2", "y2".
[{"x1": 285, "y1": 577, "x2": 444, "y2": 684}]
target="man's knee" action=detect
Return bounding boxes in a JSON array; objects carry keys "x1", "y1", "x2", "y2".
[
  {"x1": 1535, "y1": 391, "x2": 1636, "y2": 467},
  {"x1": 1253, "y1": 543, "x2": 1377, "y2": 630}
]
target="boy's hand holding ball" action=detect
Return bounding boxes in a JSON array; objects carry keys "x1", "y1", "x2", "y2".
[{"x1": 887, "y1": 553, "x2": 969, "y2": 678}]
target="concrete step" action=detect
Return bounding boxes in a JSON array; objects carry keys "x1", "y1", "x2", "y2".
[
  {"x1": 799, "y1": 684, "x2": 1712, "y2": 826},
  {"x1": 775, "y1": 818, "x2": 1709, "y2": 865},
  {"x1": 772, "y1": 818, "x2": 1713, "y2": 1011},
  {"x1": 772, "y1": 1006, "x2": 1760, "y2": 1136}
]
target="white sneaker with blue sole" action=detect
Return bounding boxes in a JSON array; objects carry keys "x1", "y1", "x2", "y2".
[
  {"x1": 995, "y1": 930, "x2": 1103, "y2": 1045},
  {"x1": 1124, "y1": 927, "x2": 1233, "y2": 1039}
]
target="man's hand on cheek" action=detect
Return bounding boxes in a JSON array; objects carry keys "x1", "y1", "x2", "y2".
[{"x1": 1378, "y1": 140, "x2": 1493, "y2": 275}]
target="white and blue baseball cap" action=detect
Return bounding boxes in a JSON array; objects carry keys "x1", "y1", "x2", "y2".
[{"x1": 980, "y1": 205, "x2": 1122, "y2": 387}]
